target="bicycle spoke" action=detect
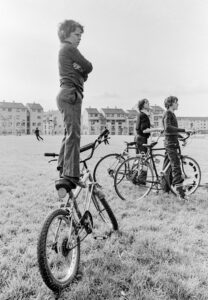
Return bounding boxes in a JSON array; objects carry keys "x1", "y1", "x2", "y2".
[
  {"x1": 37, "y1": 209, "x2": 80, "y2": 292},
  {"x1": 114, "y1": 157, "x2": 153, "y2": 200}
]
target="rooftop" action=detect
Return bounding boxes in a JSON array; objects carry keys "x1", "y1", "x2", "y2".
[
  {"x1": 0, "y1": 101, "x2": 26, "y2": 109},
  {"x1": 85, "y1": 108, "x2": 100, "y2": 114},
  {"x1": 178, "y1": 116, "x2": 208, "y2": 120},
  {"x1": 27, "y1": 103, "x2": 43, "y2": 110},
  {"x1": 101, "y1": 108, "x2": 126, "y2": 114}
]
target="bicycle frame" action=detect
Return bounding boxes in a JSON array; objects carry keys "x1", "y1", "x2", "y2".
[{"x1": 61, "y1": 161, "x2": 100, "y2": 238}]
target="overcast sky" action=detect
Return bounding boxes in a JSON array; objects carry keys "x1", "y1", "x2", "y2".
[{"x1": 0, "y1": 0, "x2": 208, "y2": 116}]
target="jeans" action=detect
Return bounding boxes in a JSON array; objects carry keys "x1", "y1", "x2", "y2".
[
  {"x1": 164, "y1": 143, "x2": 183, "y2": 186},
  {"x1": 56, "y1": 87, "x2": 83, "y2": 178}
]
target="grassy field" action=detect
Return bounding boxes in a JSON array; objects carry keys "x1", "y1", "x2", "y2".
[{"x1": 0, "y1": 134, "x2": 208, "y2": 300}]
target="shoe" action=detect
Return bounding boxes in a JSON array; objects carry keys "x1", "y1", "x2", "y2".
[
  {"x1": 176, "y1": 185, "x2": 189, "y2": 200},
  {"x1": 63, "y1": 176, "x2": 86, "y2": 188},
  {"x1": 55, "y1": 178, "x2": 76, "y2": 192}
]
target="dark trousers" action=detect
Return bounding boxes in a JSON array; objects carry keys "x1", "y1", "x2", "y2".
[
  {"x1": 164, "y1": 144, "x2": 183, "y2": 186},
  {"x1": 36, "y1": 134, "x2": 43, "y2": 141},
  {"x1": 134, "y1": 135, "x2": 148, "y2": 154},
  {"x1": 56, "y1": 87, "x2": 83, "y2": 178}
]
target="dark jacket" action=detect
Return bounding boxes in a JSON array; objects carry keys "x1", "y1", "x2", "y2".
[
  {"x1": 162, "y1": 110, "x2": 185, "y2": 145},
  {"x1": 58, "y1": 42, "x2": 93, "y2": 93},
  {"x1": 136, "y1": 111, "x2": 151, "y2": 138}
]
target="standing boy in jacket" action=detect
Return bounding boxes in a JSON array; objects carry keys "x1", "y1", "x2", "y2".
[
  {"x1": 162, "y1": 96, "x2": 192, "y2": 200},
  {"x1": 56, "y1": 20, "x2": 93, "y2": 189}
]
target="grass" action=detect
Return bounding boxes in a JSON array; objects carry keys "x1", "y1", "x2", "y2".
[{"x1": 0, "y1": 134, "x2": 208, "y2": 300}]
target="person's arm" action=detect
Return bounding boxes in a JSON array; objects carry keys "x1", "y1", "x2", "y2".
[
  {"x1": 140, "y1": 115, "x2": 151, "y2": 133},
  {"x1": 68, "y1": 46, "x2": 93, "y2": 74},
  {"x1": 143, "y1": 128, "x2": 163, "y2": 133},
  {"x1": 164, "y1": 112, "x2": 185, "y2": 133},
  {"x1": 73, "y1": 63, "x2": 89, "y2": 81},
  {"x1": 136, "y1": 114, "x2": 141, "y2": 132}
]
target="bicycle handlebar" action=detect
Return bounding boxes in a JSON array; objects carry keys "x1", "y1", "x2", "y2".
[
  {"x1": 44, "y1": 128, "x2": 110, "y2": 160},
  {"x1": 178, "y1": 131, "x2": 196, "y2": 147},
  {"x1": 178, "y1": 131, "x2": 195, "y2": 142},
  {"x1": 44, "y1": 153, "x2": 59, "y2": 157}
]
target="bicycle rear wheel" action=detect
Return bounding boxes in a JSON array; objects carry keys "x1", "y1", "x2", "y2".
[
  {"x1": 114, "y1": 156, "x2": 154, "y2": 201},
  {"x1": 37, "y1": 209, "x2": 80, "y2": 292},
  {"x1": 167, "y1": 155, "x2": 201, "y2": 196},
  {"x1": 91, "y1": 187, "x2": 118, "y2": 237},
  {"x1": 93, "y1": 153, "x2": 125, "y2": 191}
]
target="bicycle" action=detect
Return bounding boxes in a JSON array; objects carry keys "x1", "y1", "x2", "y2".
[
  {"x1": 93, "y1": 140, "x2": 137, "y2": 192},
  {"x1": 93, "y1": 131, "x2": 164, "y2": 193},
  {"x1": 37, "y1": 129, "x2": 118, "y2": 292},
  {"x1": 114, "y1": 132, "x2": 201, "y2": 201}
]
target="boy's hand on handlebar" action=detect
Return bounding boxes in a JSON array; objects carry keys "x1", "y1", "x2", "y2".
[{"x1": 185, "y1": 130, "x2": 195, "y2": 135}]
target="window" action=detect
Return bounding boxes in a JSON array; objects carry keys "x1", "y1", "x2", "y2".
[
  {"x1": 37, "y1": 116, "x2": 41, "y2": 119},
  {"x1": 38, "y1": 109, "x2": 41, "y2": 113},
  {"x1": 32, "y1": 122, "x2": 36, "y2": 126},
  {"x1": 8, "y1": 108, "x2": 12, "y2": 112}
]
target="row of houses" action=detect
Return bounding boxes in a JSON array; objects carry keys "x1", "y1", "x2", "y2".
[
  {"x1": 0, "y1": 101, "x2": 208, "y2": 135},
  {"x1": 82, "y1": 105, "x2": 165, "y2": 135},
  {"x1": 0, "y1": 101, "x2": 44, "y2": 135}
]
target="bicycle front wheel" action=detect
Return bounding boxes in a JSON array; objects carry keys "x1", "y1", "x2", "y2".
[
  {"x1": 168, "y1": 155, "x2": 201, "y2": 196},
  {"x1": 93, "y1": 153, "x2": 125, "y2": 190},
  {"x1": 91, "y1": 187, "x2": 118, "y2": 236},
  {"x1": 114, "y1": 156, "x2": 154, "y2": 201},
  {"x1": 37, "y1": 209, "x2": 80, "y2": 292}
]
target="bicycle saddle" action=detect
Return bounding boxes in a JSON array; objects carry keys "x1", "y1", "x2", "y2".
[{"x1": 142, "y1": 141, "x2": 158, "y2": 148}]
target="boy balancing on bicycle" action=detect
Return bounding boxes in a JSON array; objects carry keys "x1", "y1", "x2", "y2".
[
  {"x1": 56, "y1": 20, "x2": 93, "y2": 189},
  {"x1": 162, "y1": 96, "x2": 193, "y2": 200}
]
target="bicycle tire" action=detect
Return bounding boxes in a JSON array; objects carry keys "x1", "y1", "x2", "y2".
[
  {"x1": 167, "y1": 155, "x2": 201, "y2": 196},
  {"x1": 92, "y1": 187, "x2": 118, "y2": 231},
  {"x1": 114, "y1": 156, "x2": 154, "y2": 201},
  {"x1": 37, "y1": 209, "x2": 80, "y2": 292},
  {"x1": 146, "y1": 154, "x2": 168, "y2": 192},
  {"x1": 93, "y1": 153, "x2": 125, "y2": 187}
]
